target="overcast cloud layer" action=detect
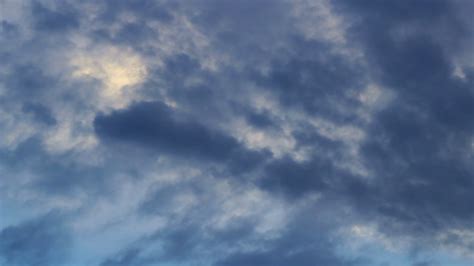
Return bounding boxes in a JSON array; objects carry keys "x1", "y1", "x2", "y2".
[{"x1": 1, "y1": 0, "x2": 474, "y2": 265}]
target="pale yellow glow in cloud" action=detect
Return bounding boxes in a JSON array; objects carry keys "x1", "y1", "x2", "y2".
[{"x1": 70, "y1": 46, "x2": 147, "y2": 109}]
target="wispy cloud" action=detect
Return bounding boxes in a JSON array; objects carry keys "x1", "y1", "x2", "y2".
[{"x1": 1, "y1": 0, "x2": 474, "y2": 265}]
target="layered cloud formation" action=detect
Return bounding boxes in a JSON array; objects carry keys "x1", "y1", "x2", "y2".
[{"x1": 1, "y1": 0, "x2": 474, "y2": 265}]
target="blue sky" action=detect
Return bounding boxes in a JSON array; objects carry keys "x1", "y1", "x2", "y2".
[{"x1": 1, "y1": 0, "x2": 474, "y2": 265}]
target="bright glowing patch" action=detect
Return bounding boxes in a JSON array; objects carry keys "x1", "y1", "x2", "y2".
[{"x1": 70, "y1": 46, "x2": 147, "y2": 109}]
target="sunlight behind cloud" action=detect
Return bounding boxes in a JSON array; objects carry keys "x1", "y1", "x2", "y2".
[{"x1": 70, "y1": 45, "x2": 147, "y2": 109}]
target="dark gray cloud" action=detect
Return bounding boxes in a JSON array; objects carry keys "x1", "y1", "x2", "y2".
[
  {"x1": 332, "y1": 0, "x2": 474, "y2": 232},
  {"x1": 96, "y1": 0, "x2": 174, "y2": 24},
  {"x1": 31, "y1": 1, "x2": 80, "y2": 32},
  {"x1": 94, "y1": 101, "x2": 270, "y2": 173},
  {"x1": 260, "y1": 156, "x2": 331, "y2": 197},
  {"x1": 21, "y1": 102, "x2": 57, "y2": 126},
  {"x1": 1, "y1": 0, "x2": 474, "y2": 265},
  {"x1": 285, "y1": 2, "x2": 473, "y2": 261},
  {"x1": 0, "y1": 213, "x2": 71, "y2": 266},
  {"x1": 0, "y1": 137, "x2": 107, "y2": 196},
  {"x1": 214, "y1": 220, "x2": 365, "y2": 266},
  {"x1": 94, "y1": 101, "x2": 239, "y2": 159},
  {"x1": 251, "y1": 38, "x2": 366, "y2": 121},
  {"x1": 2, "y1": 64, "x2": 56, "y2": 99}
]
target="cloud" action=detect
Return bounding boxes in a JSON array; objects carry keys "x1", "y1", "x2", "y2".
[
  {"x1": 214, "y1": 216, "x2": 365, "y2": 266},
  {"x1": 69, "y1": 44, "x2": 147, "y2": 109},
  {"x1": 326, "y1": 0, "x2": 474, "y2": 256},
  {"x1": 101, "y1": 191, "x2": 366, "y2": 266},
  {"x1": 0, "y1": 213, "x2": 71, "y2": 266},
  {"x1": 94, "y1": 101, "x2": 270, "y2": 172},
  {"x1": 30, "y1": 1, "x2": 80, "y2": 32},
  {"x1": 1, "y1": 0, "x2": 474, "y2": 265}
]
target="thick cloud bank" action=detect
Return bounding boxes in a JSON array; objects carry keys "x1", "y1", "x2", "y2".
[{"x1": 1, "y1": 0, "x2": 474, "y2": 265}]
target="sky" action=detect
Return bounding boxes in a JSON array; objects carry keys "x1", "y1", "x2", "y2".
[{"x1": 1, "y1": 0, "x2": 474, "y2": 265}]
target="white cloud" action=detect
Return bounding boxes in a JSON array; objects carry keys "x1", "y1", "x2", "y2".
[{"x1": 70, "y1": 44, "x2": 148, "y2": 110}]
